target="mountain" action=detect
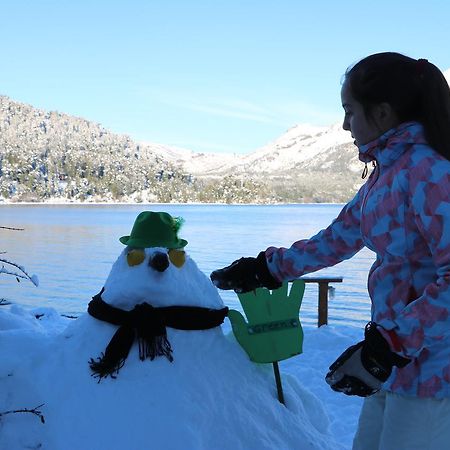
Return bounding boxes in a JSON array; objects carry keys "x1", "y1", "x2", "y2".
[
  {"x1": 0, "y1": 95, "x2": 362, "y2": 204},
  {"x1": 148, "y1": 123, "x2": 363, "y2": 203},
  {"x1": 147, "y1": 123, "x2": 359, "y2": 176}
]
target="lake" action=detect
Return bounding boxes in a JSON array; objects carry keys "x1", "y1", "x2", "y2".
[{"x1": 0, "y1": 203, "x2": 374, "y2": 328}]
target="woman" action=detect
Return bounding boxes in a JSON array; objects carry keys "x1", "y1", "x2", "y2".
[{"x1": 211, "y1": 52, "x2": 450, "y2": 449}]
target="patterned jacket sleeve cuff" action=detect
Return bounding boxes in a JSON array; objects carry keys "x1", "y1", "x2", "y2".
[{"x1": 376, "y1": 324, "x2": 404, "y2": 354}]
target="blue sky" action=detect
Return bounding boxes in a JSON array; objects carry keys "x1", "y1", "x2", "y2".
[{"x1": 1, "y1": 0, "x2": 449, "y2": 154}]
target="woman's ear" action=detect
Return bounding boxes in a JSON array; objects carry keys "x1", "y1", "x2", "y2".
[{"x1": 372, "y1": 102, "x2": 400, "y2": 131}]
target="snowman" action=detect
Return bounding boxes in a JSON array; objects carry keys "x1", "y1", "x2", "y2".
[
  {"x1": 86, "y1": 211, "x2": 229, "y2": 380},
  {"x1": 3, "y1": 211, "x2": 339, "y2": 450}
]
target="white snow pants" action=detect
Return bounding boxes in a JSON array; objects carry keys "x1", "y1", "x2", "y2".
[{"x1": 352, "y1": 390, "x2": 450, "y2": 450}]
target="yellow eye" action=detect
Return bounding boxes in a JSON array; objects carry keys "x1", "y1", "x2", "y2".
[
  {"x1": 127, "y1": 249, "x2": 145, "y2": 267},
  {"x1": 168, "y1": 249, "x2": 186, "y2": 268}
]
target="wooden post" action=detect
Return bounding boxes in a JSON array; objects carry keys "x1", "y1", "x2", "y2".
[
  {"x1": 318, "y1": 282, "x2": 329, "y2": 327},
  {"x1": 301, "y1": 277, "x2": 343, "y2": 327}
]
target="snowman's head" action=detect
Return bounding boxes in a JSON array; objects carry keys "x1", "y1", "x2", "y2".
[
  {"x1": 101, "y1": 211, "x2": 223, "y2": 310},
  {"x1": 102, "y1": 245, "x2": 224, "y2": 310}
]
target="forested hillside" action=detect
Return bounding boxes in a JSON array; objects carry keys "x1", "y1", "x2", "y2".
[{"x1": 0, "y1": 96, "x2": 270, "y2": 203}]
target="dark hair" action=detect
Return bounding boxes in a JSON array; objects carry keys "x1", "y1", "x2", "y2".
[{"x1": 344, "y1": 52, "x2": 450, "y2": 160}]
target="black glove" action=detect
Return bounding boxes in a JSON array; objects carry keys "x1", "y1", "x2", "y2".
[
  {"x1": 325, "y1": 322, "x2": 410, "y2": 397},
  {"x1": 210, "y1": 251, "x2": 282, "y2": 293}
]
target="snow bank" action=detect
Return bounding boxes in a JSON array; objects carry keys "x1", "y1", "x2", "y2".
[{"x1": 0, "y1": 306, "x2": 362, "y2": 449}]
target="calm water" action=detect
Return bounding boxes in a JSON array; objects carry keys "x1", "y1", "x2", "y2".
[{"x1": 0, "y1": 204, "x2": 374, "y2": 327}]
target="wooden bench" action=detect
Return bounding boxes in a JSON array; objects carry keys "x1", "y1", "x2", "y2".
[{"x1": 301, "y1": 277, "x2": 343, "y2": 327}]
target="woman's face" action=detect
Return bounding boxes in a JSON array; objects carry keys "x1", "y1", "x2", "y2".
[{"x1": 340, "y1": 82, "x2": 382, "y2": 148}]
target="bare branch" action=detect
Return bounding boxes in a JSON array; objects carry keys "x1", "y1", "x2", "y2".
[
  {"x1": 0, "y1": 404, "x2": 45, "y2": 424},
  {"x1": 0, "y1": 258, "x2": 39, "y2": 286}
]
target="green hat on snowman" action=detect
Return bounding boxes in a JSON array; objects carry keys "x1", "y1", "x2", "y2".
[{"x1": 119, "y1": 211, "x2": 188, "y2": 249}]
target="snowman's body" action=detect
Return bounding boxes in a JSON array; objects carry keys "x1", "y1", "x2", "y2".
[{"x1": 5, "y1": 244, "x2": 338, "y2": 449}]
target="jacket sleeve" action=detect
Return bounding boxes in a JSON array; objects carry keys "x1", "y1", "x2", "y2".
[
  {"x1": 265, "y1": 187, "x2": 365, "y2": 281},
  {"x1": 378, "y1": 160, "x2": 450, "y2": 358}
]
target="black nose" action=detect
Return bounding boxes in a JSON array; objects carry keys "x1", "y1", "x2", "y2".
[{"x1": 149, "y1": 252, "x2": 170, "y2": 272}]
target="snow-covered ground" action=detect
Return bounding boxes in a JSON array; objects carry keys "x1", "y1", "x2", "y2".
[{"x1": 0, "y1": 304, "x2": 363, "y2": 450}]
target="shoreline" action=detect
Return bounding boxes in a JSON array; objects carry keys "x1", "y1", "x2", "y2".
[{"x1": 0, "y1": 200, "x2": 345, "y2": 207}]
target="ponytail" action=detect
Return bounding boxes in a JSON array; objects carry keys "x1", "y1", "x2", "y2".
[
  {"x1": 417, "y1": 61, "x2": 450, "y2": 160},
  {"x1": 345, "y1": 52, "x2": 450, "y2": 161}
]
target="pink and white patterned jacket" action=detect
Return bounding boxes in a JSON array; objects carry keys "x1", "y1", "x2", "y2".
[{"x1": 266, "y1": 121, "x2": 450, "y2": 398}]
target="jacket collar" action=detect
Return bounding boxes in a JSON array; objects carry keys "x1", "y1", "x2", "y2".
[{"x1": 358, "y1": 121, "x2": 428, "y2": 166}]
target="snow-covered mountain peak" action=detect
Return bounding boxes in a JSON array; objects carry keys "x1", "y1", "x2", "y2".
[
  {"x1": 145, "y1": 120, "x2": 356, "y2": 178},
  {"x1": 235, "y1": 121, "x2": 353, "y2": 174},
  {"x1": 285, "y1": 123, "x2": 328, "y2": 136}
]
